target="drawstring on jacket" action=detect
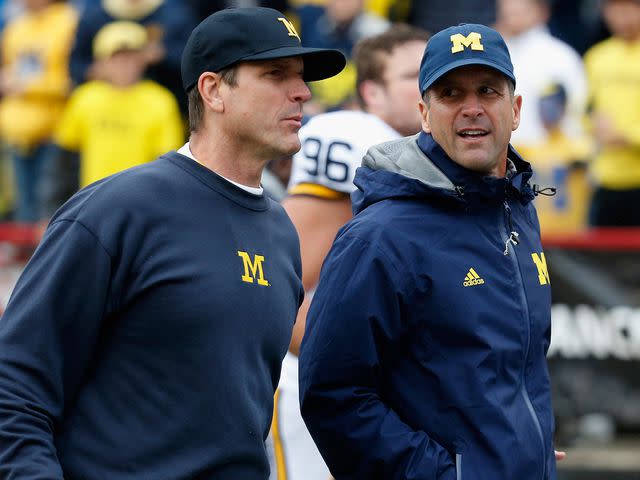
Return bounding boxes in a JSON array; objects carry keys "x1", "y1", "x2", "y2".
[{"x1": 532, "y1": 185, "x2": 557, "y2": 196}]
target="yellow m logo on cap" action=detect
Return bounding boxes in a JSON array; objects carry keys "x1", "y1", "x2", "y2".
[
  {"x1": 238, "y1": 251, "x2": 270, "y2": 286},
  {"x1": 531, "y1": 252, "x2": 550, "y2": 286},
  {"x1": 450, "y1": 32, "x2": 484, "y2": 53},
  {"x1": 277, "y1": 17, "x2": 300, "y2": 42}
]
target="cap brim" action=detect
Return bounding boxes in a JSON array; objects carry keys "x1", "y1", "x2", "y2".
[
  {"x1": 242, "y1": 46, "x2": 346, "y2": 82},
  {"x1": 421, "y1": 58, "x2": 516, "y2": 93}
]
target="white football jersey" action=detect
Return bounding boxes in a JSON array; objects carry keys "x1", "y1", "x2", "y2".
[
  {"x1": 288, "y1": 110, "x2": 400, "y2": 196},
  {"x1": 269, "y1": 112, "x2": 399, "y2": 480},
  {"x1": 268, "y1": 352, "x2": 330, "y2": 480}
]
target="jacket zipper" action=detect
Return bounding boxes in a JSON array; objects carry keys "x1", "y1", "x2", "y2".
[
  {"x1": 502, "y1": 199, "x2": 547, "y2": 479},
  {"x1": 502, "y1": 201, "x2": 520, "y2": 256}
]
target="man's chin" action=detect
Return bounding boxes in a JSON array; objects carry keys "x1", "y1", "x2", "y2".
[
  {"x1": 457, "y1": 153, "x2": 492, "y2": 173},
  {"x1": 279, "y1": 138, "x2": 302, "y2": 157}
]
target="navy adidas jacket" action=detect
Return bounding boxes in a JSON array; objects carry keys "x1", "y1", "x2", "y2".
[{"x1": 299, "y1": 132, "x2": 556, "y2": 479}]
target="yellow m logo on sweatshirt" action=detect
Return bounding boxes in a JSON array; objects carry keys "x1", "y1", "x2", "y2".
[{"x1": 238, "y1": 251, "x2": 270, "y2": 286}]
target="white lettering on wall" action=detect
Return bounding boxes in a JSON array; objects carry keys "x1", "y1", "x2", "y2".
[{"x1": 549, "y1": 304, "x2": 640, "y2": 360}]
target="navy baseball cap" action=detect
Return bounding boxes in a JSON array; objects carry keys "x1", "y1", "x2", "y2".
[
  {"x1": 181, "y1": 7, "x2": 347, "y2": 92},
  {"x1": 419, "y1": 23, "x2": 515, "y2": 95}
]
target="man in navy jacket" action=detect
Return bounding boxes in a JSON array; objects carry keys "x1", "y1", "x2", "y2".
[{"x1": 299, "y1": 23, "x2": 563, "y2": 479}]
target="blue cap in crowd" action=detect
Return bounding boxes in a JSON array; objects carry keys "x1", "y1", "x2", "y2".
[
  {"x1": 419, "y1": 23, "x2": 515, "y2": 95},
  {"x1": 181, "y1": 7, "x2": 346, "y2": 92}
]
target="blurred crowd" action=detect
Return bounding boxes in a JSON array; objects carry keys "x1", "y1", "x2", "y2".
[{"x1": 0, "y1": 0, "x2": 638, "y2": 236}]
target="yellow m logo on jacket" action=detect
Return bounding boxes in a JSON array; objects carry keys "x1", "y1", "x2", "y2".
[
  {"x1": 531, "y1": 252, "x2": 550, "y2": 285},
  {"x1": 450, "y1": 32, "x2": 484, "y2": 53},
  {"x1": 238, "y1": 251, "x2": 270, "y2": 286}
]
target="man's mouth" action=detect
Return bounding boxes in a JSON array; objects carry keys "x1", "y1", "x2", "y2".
[
  {"x1": 458, "y1": 129, "x2": 489, "y2": 138},
  {"x1": 284, "y1": 115, "x2": 303, "y2": 122}
]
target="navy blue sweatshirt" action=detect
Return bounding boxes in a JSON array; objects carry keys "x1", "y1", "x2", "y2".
[{"x1": 0, "y1": 152, "x2": 303, "y2": 479}]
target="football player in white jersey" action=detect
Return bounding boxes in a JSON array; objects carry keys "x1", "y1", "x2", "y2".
[{"x1": 268, "y1": 24, "x2": 429, "y2": 480}]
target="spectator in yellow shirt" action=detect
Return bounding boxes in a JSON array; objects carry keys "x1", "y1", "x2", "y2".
[
  {"x1": 0, "y1": 0, "x2": 77, "y2": 221},
  {"x1": 584, "y1": 0, "x2": 640, "y2": 226},
  {"x1": 51, "y1": 20, "x2": 184, "y2": 203}
]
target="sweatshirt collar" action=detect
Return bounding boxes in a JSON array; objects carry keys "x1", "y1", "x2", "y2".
[{"x1": 169, "y1": 151, "x2": 269, "y2": 211}]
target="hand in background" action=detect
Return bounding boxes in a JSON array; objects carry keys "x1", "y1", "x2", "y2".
[
  {"x1": 0, "y1": 69, "x2": 23, "y2": 97},
  {"x1": 592, "y1": 112, "x2": 628, "y2": 148}
]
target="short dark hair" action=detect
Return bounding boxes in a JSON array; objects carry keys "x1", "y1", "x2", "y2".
[
  {"x1": 187, "y1": 66, "x2": 238, "y2": 133},
  {"x1": 353, "y1": 23, "x2": 429, "y2": 110}
]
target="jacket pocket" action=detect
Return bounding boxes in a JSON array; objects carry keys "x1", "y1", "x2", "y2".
[{"x1": 456, "y1": 453, "x2": 462, "y2": 480}]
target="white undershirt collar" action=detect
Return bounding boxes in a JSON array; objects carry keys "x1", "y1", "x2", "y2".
[{"x1": 178, "y1": 143, "x2": 264, "y2": 195}]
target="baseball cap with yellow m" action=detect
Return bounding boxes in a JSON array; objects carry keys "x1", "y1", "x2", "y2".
[
  {"x1": 419, "y1": 23, "x2": 516, "y2": 95},
  {"x1": 181, "y1": 7, "x2": 346, "y2": 92}
]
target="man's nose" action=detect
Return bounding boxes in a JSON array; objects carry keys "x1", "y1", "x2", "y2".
[
  {"x1": 460, "y1": 94, "x2": 483, "y2": 117},
  {"x1": 291, "y1": 78, "x2": 312, "y2": 103}
]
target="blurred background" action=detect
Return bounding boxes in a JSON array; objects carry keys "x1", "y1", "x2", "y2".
[{"x1": 0, "y1": 1, "x2": 638, "y2": 478}]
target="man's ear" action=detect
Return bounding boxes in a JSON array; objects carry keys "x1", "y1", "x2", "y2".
[
  {"x1": 512, "y1": 94, "x2": 523, "y2": 132},
  {"x1": 419, "y1": 99, "x2": 431, "y2": 133},
  {"x1": 198, "y1": 72, "x2": 224, "y2": 113},
  {"x1": 359, "y1": 80, "x2": 385, "y2": 110}
]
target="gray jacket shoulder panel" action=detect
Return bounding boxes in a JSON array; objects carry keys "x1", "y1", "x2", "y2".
[{"x1": 362, "y1": 135, "x2": 455, "y2": 191}]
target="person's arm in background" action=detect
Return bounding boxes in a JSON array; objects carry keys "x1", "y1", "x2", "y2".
[
  {"x1": 299, "y1": 232, "x2": 456, "y2": 480},
  {"x1": 281, "y1": 194, "x2": 352, "y2": 355},
  {"x1": 153, "y1": 3, "x2": 198, "y2": 71},
  {"x1": 69, "y1": 6, "x2": 103, "y2": 85},
  {"x1": 583, "y1": 41, "x2": 639, "y2": 150},
  {"x1": 559, "y1": 44, "x2": 588, "y2": 140},
  {"x1": 591, "y1": 112, "x2": 640, "y2": 149}
]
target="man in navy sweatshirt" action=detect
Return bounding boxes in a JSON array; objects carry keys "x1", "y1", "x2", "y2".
[{"x1": 0, "y1": 8, "x2": 345, "y2": 480}]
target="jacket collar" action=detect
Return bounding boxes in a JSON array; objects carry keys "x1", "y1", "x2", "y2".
[{"x1": 416, "y1": 131, "x2": 534, "y2": 205}]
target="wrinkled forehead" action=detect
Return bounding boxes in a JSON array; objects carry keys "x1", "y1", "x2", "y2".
[{"x1": 431, "y1": 64, "x2": 512, "y2": 88}]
